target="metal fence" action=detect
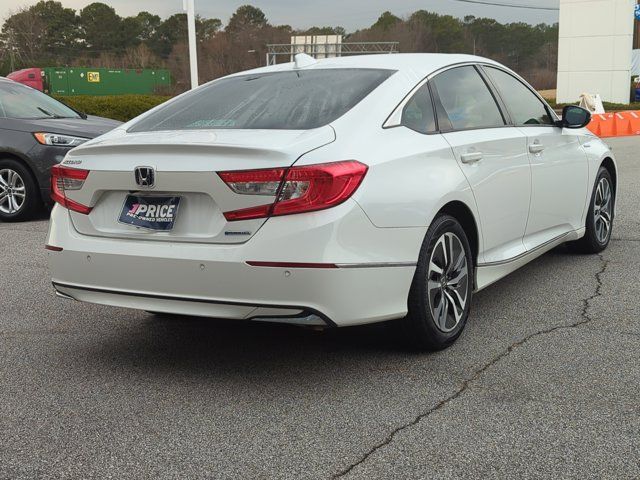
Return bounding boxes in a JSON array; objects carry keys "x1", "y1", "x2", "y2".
[{"x1": 265, "y1": 42, "x2": 400, "y2": 65}]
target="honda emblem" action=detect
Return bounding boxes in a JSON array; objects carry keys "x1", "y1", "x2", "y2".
[{"x1": 134, "y1": 166, "x2": 155, "y2": 188}]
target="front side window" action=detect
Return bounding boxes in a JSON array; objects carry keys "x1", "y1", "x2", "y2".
[
  {"x1": 431, "y1": 66, "x2": 504, "y2": 131},
  {"x1": 129, "y1": 68, "x2": 395, "y2": 132},
  {"x1": 0, "y1": 82, "x2": 80, "y2": 120},
  {"x1": 484, "y1": 67, "x2": 553, "y2": 126},
  {"x1": 401, "y1": 83, "x2": 436, "y2": 134}
]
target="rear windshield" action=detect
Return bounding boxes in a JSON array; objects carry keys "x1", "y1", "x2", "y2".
[{"x1": 129, "y1": 68, "x2": 395, "y2": 132}]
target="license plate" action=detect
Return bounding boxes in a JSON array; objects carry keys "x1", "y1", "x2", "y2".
[{"x1": 118, "y1": 195, "x2": 181, "y2": 231}]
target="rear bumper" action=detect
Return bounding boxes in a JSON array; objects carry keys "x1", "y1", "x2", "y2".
[
  {"x1": 53, "y1": 281, "x2": 335, "y2": 326},
  {"x1": 47, "y1": 203, "x2": 424, "y2": 327}
]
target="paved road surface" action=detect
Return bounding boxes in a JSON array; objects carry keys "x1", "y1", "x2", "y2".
[{"x1": 0, "y1": 137, "x2": 638, "y2": 479}]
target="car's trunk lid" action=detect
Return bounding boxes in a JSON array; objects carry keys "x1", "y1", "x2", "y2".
[{"x1": 62, "y1": 127, "x2": 335, "y2": 244}]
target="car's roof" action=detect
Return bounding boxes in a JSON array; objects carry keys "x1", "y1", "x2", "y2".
[
  {"x1": 231, "y1": 53, "x2": 503, "y2": 79},
  {"x1": 0, "y1": 76, "x2": 23, "y2": 86}
]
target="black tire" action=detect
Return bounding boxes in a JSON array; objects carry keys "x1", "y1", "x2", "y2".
[
  {"x1": 567, "y1": 166, "x2": 614, "y2": 254},
  {"x1": 0, "y1": 158, "x2": 41, "y2": 222},
  {"x1": 402, "y1": 214, "x2": 474, "y2": 351}
]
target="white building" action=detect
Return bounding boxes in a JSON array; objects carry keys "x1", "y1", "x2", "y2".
[
  {"x1": 290, "y1": 36, "x2": 343, "y2": 61},
  {"x1": 557, "y1": 0, "x2": 635, "y2": 104}
]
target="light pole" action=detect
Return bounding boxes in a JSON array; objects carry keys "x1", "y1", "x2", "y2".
[{"x1": 183, "y1": 0, "x2": 199, "y2": 89}]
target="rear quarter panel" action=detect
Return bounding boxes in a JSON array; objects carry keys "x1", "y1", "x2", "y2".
[
  {"x1": 296, "y1": 68, "x2": 483, "y2": 260},
  {"x1": 298, "y1": 124, "x2": 482, "y2": 262}
]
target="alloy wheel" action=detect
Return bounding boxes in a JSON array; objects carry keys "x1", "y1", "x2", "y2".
[
  {"x1": 0, "y1": 168, "x2": 26, "y2": 215},
  {"x1": 427, "y1": 232, "x2": 469, "y2": 333},
  {"x1": 593, "y1": 177, "x2": 613, "y2": 244}
]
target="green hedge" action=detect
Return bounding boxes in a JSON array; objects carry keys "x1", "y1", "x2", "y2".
[{"x1": 54, "y1": 95, "x2": 172, "y2": 122}]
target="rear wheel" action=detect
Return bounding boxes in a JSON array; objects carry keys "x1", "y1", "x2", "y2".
[
  {"x1": 568, "y1": 166, "x2": 614, "y2": 254},
  {"x1": 402, "y1": 214, "x2": 473, "y2": 351},
  {"x1": 0, "y1": 159, "x2": 40, "y2": 222}
]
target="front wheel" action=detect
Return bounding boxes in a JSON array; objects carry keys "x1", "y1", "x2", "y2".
[
  {"x1": 402, "y1": 215, "x2": 473, "y2": 351},
  {"x1": 568, "y1": 166, "x2": 614, "y2": 254},
  {"x1": 0, "y1": 159, "x2": 40, "y2": 222}
]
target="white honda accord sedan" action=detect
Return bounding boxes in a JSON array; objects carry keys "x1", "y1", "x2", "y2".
[{"x1": 46, "y1": 53, "x2": 617, "y2": 350}]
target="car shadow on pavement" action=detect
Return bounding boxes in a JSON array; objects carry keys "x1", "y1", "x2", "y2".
[
  {"x1": 71, "y1": 312, "x2": 430, "y2": 378},
  {"x1": 156, "y1": 314, "x2": 409, "y2": 356},
  {"x1": 60, "y1": 245, "x2": 587, "y2": 381},
  {"x1": 0, "y1": 207, "x2": 50, "y2": 224}
]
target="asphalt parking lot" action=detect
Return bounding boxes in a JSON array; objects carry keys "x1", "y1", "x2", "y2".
[{"x1": 1, "y1": 136, "x2": 639, "y2": 479}]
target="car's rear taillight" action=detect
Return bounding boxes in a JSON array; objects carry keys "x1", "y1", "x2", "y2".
[
  {"x1": 50, "y1": 165, "x2": 92, "y2": 214},
  {"x1": 218, "y1": 161, "x2": 368, "y2": 221}
]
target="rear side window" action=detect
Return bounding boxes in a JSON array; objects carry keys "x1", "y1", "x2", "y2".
[
  {"x1": 484, "y1": 67, "x2": 554, "y2": 126},
  {"x1": 129, "y1": 68, "x2": 395, "y2": 132},
  {"x1": 401, "y1": 83, "x2": 436, "y2": 134},
  {"x1": 431, "y1": 66, "x2": 504, "y2": 131}
]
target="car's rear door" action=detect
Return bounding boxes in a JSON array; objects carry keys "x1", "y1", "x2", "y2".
[
  {"x1": 432, "y1": 65, "x2": 531, "y2": 264},
  {"x1": 482, "y1": 65, "x2": 589, "y2": 250}
]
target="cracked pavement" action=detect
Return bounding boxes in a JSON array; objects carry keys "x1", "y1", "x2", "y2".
[
  {"x1": 1, "y1": 137, "x2": 639, "y2": 479},
  {"x1": 334, "y1": 255, "x2": 611, "y2": 479}
]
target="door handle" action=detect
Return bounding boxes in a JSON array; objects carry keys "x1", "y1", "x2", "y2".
[
  {"x1": 529, "y1": 142, "x2": 545, "y2": 154},
  {"x1": 460, "y1": 151, "x2": 483, "y2": 164}
]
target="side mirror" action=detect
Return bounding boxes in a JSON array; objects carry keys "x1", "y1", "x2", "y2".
[{"x1": 557, "y1": 105, "x2": 591, "y2": 129}]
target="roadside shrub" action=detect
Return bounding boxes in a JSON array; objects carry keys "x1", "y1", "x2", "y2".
[
  {"x1": 54, "y1": 95, "x2": 172, "y2": 122},
  {"x1": 599, "y1": 102, "x2": 640, "y2": 111}
]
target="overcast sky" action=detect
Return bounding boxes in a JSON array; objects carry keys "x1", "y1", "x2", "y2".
[{"x1": 0, "y1": 0, "x2": 560, "y2": 30}]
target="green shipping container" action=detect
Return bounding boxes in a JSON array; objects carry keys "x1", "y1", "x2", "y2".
[{"x1": 43, "y1": 67, "x2": 171, "y2": 95}]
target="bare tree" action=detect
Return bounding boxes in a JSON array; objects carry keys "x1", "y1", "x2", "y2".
[{"x1": 0, "y1": 7, "x2": 46, "y2": 67}]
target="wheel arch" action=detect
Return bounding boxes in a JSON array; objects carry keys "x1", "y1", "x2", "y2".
[
  {"x1": 0, "y1": 149, "x2": 49, "y2": 205},
  {"x1": 600, "y1": 156, "x2": 618, "y2": 218},
  {"x1": 600, "y1": 157, "x2": 617, "y2": 193},
  {"x1": 436, "y1": 200, "x2": 480, "y2": 267},
  {"x1": 0, "y1": 150, "x2": 40, "y2": 184}
]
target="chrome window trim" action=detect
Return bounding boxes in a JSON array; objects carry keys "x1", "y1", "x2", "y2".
[
  {"x1": 383, "y1": 61, "x2": 559, "y2": 130},
  {"x1": 480, "y1": 64, "x2": 560, "y2": 125},
  {"x1": 383, "y1": 76, "x2": 433, "y2": 128}
]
